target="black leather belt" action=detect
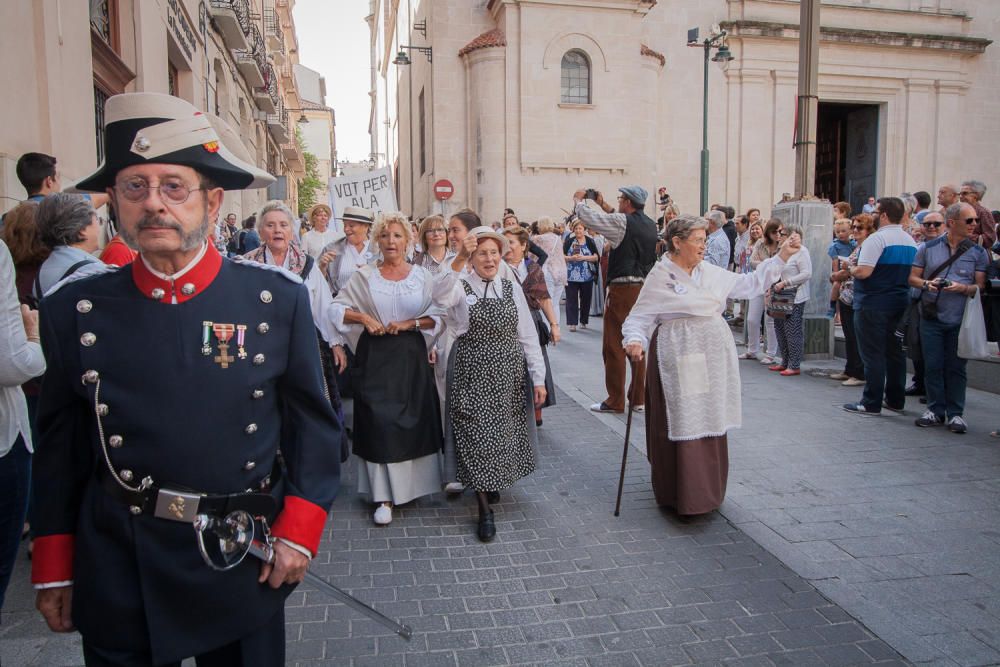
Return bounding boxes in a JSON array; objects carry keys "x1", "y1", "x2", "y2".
[{"x1": 97, "y1": 466, "x2": 279, "y2": 523}]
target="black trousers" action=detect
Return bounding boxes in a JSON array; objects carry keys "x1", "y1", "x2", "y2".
[
  {"x1": 82, "y1": 608, "x2": 284, "y2": 667},
  {"x1": 565, "y1": 281, "x2": 593, "y2": 326},
  {"x1": 838, "y1": 302, "x2": 864, "y2": 380}
]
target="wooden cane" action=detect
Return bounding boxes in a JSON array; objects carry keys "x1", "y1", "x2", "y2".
[{"x1": 613, "y1": 358, "x2": 639, "y2": 517}]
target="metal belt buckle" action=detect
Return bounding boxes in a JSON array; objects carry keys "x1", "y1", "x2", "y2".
[{"x1": 154, "y1": 489, "x2": 202, "y2": 522}]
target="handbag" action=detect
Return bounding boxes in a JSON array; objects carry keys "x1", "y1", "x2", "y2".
[
  {"x1": 957, "y1": 287, "x2": 990, "y2": 359},
  {"x1": 766, "y1": 284, "x2": 797, "y2": 319}
]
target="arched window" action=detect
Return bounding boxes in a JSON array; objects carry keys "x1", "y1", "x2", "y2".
[{"x1": 560, "y1": 50, "x2": 591, "y2": 104}]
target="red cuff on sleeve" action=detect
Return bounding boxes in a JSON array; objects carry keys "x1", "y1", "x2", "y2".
[
  {"x1": 31, "y1": 534, "x2": 75, "y2": 584},
  {"x1": 270, "y1": 496, "x2": 329, "y2": 556}
]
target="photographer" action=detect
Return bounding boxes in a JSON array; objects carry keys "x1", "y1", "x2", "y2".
[
  {"x1": 573, "y1": 186, "x2": 658, "y2": 413},
  {"x1": 908, "y1": 202, "x2": 988, "y2": 433}
]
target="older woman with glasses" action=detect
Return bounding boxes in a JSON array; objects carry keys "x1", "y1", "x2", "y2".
[
  {"x1": 830, "y1": 214, "x2": 877, "y2": 387},
  {"x1": 768, "y1": 224, "x2": 812, "y2": 376},
  {"x1": 623, "y1": 215, "x2": 801, "y2": 516},
  {"x1": 412, "y1": 215, "x2": 455, "y2": 274},
  {"x1": 33, "y1": 193, "x2": 108, "y2": 300}
]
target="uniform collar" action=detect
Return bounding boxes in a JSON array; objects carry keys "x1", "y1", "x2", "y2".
[{"x1": 132, "y1": 242, "x2": 222, "y2": 304}]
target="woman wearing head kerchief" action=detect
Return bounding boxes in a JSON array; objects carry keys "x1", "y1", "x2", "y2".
[
  {"x1": 622, "y1": 215, "x2": 801, "y2": 516},
  {"x1": 503, "y1": 225, "x2": 560, "y2": 426},
  {"x1": 332, "y1": 213, "x2": 443, "y2": 525},
  {"x1": 319, "y1": 207, "x2": 377, "y2": 296},
  {"x1": 300, "y1": 204, "x2": 340, "y2": 260},
  {"x1": 242, "y1": 201, "x2": 350, "y2": 461},
  {"x1": 433, "y1": 227, "x2": 547, "y2": 542},
  {"x1": 412, "y1": 215, "x2": 455, "y2": 275}
]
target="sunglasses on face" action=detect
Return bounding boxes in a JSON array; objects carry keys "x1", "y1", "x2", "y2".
[
  {"x1": 921, "y1": 222, "x2": 943, "y2": 228},
  {"x1": 964, "y1": 218, "x2": 979, "y2": 225},
  {"x1": 778, "y1": 231, "x2": 789, "y2": 236},
  {"x1": 851, "y1": 225, "x2": 864, "y2": 231}
]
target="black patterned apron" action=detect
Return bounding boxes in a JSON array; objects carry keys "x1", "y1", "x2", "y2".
[{"x1": 450, "y1": 279, "x2": 534, "y2": 491}]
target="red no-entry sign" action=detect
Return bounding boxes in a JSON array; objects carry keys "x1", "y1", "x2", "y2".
[{"x1": 434, "y1": 179, "x2": 455, "y2": 201}]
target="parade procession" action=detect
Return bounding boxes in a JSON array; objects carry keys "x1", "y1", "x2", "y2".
[{"x1": 2, "y1": 1, "x2": 1000, "y2": 666}]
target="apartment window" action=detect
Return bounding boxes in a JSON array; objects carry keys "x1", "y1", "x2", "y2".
[
  {"x1": 560, "y1": 50, "x2": 591, "y2": 105},
  {"x1": 90, "y1": 0, "x2": 118, "y2": 49},
  {"x1": 168, "y1": 62, "x2": 179, "y2": 97},
  {"x1": 94, "y1": 85, "x2": 110, "y2": 164},
  {"x1": 418, "y1": 88, "x2": 426, "y2": 176}
]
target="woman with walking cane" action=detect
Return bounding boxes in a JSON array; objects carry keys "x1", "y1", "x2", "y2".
[{"x1": 621, "y1": 215, "x2": 801, "y2": 515}]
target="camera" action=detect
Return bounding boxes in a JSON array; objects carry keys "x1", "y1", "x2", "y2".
[
  {"x1": 937, "y1": 279, "x2": 952, "y2": 289},
  {"x1": 584, "y1": 188, "x2": 599, "y2": 202}
]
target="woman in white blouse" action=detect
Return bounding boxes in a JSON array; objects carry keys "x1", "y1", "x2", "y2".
[
  {"x1": 412, "y1": 215, "x2": 455, "y2": 275},
  {"x1": 434, "y1": 227, "x2": 547, "y2": 543},
  {"x1": 319, "y1": 206, "x2": 377, "y2": 296},
  {"x1": 531, "y1": 216, "x2": 568, "y2": 326},
  {"x1": 241, "y1": 201, "x2": 350, "y2": 459},
  {"x1": 333, "y1": 213, "x2": 443, "y2": 526},
  {"x1": 299, "y1": 204, "x2": 341, "y2": 259},
  {"x1": 622, "y1": 215, "x2": 800, "y2": 516},
  {"x1": 0, "y1": 241, "x2": 45, "y2": 609}
]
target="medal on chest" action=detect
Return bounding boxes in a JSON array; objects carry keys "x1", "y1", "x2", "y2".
[{"x1": 212, "y1": 323, "x2": 235, "y2": 368}]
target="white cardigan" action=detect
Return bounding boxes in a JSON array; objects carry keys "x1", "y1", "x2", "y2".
[{"x1": 0, "y1": 241, "x2": 45, "y2": 454}]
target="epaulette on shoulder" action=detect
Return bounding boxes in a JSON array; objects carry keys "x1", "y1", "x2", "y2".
[
  {"x1": 44, "y1": 264, "x2": 118, "y2": 298},
  {"x1": 229, "y1": 255, "x2": 304, "y2": 284}
]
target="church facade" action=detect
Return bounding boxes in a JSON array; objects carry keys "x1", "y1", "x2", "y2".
[{"x1": 370, "y1": 0, "x2": 997, "y2": 221}]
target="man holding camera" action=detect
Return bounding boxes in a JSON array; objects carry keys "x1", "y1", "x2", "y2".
[
  {"x1": 908, "y1": 202, "x2": 988, "y2": 432},
  {"x1": 573, "y1": 186, "x2": 658, "y2": 413}
]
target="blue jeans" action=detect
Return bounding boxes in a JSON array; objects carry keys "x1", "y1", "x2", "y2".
[
  {"x1": 0, "y1": 435, "x2": 31, "y2": 614},
  {"x1": 855, "y1": 307, "x2": 907, "y2": 412},
  {"x1": 920, "y1": 318, "x2": 966, "y2": 419}
]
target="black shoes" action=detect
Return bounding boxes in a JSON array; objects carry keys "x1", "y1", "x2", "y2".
[
  {"x1": 477, "y1": 510, "x2": 496, "y2": 542},
  {"x1": 905, "y1": 384, "x2": 925, "y2": 397}
]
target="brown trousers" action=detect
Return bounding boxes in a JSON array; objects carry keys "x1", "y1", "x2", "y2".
[{"x1": 602, "y1": 283, "x2": 646, "y2": 411}]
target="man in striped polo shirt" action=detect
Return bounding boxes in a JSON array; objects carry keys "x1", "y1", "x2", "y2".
[{"x1": 843, "y1": 197, "x2": 918, "y2": 416}]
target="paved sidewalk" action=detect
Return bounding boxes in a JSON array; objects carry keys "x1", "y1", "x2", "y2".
[
  {"x1": 1, "y1": 387, "x2": 904, "y2": 666},
  {"x1": 548, "y1": 314, "x2": 1000, "y2": 667}
]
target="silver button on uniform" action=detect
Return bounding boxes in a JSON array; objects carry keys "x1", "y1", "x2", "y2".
[
  {"x1": 130, "y1": 505, "x2": 142, "y2": 515},
  {"x1": 243, "y1": 460, "x2": 256, "y2": 471},
  {"x1": 251, "y1": 389, "x2": 264, "y2": 399},
  {"x1": 120, "y1": 469, "x2": 134, "y2": 482},
  {"x1": 151, "y1": 288, "x2": 166, "y2": 300},
  {"x1": 97, "y1": 403, "x2": 109, "y2": 416},
  {"x1": 245, "y1": 423, "x2": 258, "y2": 435},
  {"x1": 253, "y1": 354, "x2": 265, "y2": 366},
  {"x1": 76, "y1": 300, "x2": 93, "y2": 313},
  {"x1": 109, "y1": 435, "x2": 123, "y2": 448},
  {"x1": 257, "y1": 322, "x2": 270, "y2": 334},
  {"x1": 181, "y1": 283, "x2": 195, "y2": 295},
  {"x1": 80, "y1": 332, "x2": 97, "y2": 347},
  {"x1": 82, "y1": 370, "x2": 99, "y2": 384},
  {"x1": 259, "y1": 290, "x2": 272, "y2": 304}
]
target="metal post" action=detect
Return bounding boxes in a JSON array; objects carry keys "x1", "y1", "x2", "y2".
[
  {"x1": 699, "y1": 41, "x2": 710, "y2": 216},
  {"x1": 794, "y1": 0, "x2": 821, "y2": 197}
]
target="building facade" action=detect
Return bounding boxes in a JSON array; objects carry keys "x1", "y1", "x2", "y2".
[
  {"x1": 295, "y1": 63, "x2": 337, "y2": 215},
  {"x1": 371, "y1": 0, "x2": 998, "y2": 221},
  {"x1": 0, "y1": 0, "x2": 317, "y2": 220}
]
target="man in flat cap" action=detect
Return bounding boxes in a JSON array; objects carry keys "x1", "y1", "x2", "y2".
[
  {"x1": 32, "y1": 92, "x2": 342, "y2": 665},
  {"x1": 572, "y1": 186, "x2": 658, "y2": 414}
]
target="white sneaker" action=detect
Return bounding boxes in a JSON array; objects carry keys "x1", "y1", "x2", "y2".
[
  {"x1": 631, "y1": 404, "x2": 645, "y2": 413},
  {"x1": 759, "y1": 356, "x2": 775, "y2": 365},
  {"x1": 444, "y1": 482, "x2": 465, "y2": 494},
  {"x1": 947, "y1": 416, "x2": 968, "y2": 434},
  {"x1": 373, "y1": 503, "x2": 392, "y2": 525}
]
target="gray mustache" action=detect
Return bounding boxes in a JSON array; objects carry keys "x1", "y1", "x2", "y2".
[{"x1": 136, "y1": 217, "x2": 183, "y2": 232}]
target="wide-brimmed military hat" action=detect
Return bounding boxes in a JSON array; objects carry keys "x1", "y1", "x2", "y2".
[
  {"x1": 339, "y1": 206, "x2": 375, "y2": 224},
  {"x1": 75, "y1": 93, "x2": 274, "y2": 192}
]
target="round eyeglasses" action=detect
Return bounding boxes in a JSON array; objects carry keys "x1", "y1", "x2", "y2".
[{"x1": 116, "y1": 177, "x2": 204, "y2": 204}]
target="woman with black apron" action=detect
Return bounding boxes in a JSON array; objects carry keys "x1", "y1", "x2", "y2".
[
  {"x1": 434, "y1": 227, "x2": 548, "y2": 542},
  {"x1": 332, "y1": 213, "x2": 443, "y2": 525}
]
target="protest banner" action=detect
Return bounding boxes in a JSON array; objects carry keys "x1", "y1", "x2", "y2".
[{"x1": 328, "y1": 167, "x2": 398, "y2": 221}]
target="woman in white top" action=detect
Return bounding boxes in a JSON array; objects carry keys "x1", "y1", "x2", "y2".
[
  {"x1": 434, "y1": 227, "x2": 547, "y2": 543},
  {"x1": 320, "y1": 206, "x2": 377, "y2": 296},
  {"x1": 299, "y1": 204, "x2": 342, "y2": 259},
  {"x1": 531, "y1": 217, "x2": 568, "y2": 326},
  {"x1": 411, "y1": 215, "x2": 456, "y2": 274},
  {"x1": 768, "y1": 223, "x2": 813, "y2": 375},
  {"x1": 0, "y1": 241, "x2": 45, "y2": 608},
  {"x1": 332, "y1": 213, "x2": 443, "y2": 526},
  {"x1": 242, "y1": 201, "x2": 350, "y2": 458},
  {"x1": 622, "y1": 215, "x2": 800, "y2": 516}
]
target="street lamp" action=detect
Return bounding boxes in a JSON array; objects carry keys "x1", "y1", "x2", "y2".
[
  {"x1": 392, "y1": 45, "x2": 433, "y2": 65},
  {"x1": 688, "y1": 27, "x2": 734, "y2": 215}
]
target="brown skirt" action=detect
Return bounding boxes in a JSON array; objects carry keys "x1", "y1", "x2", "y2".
[{"x1": 645, "y1": 328, "x2": 729, "y2": 515}]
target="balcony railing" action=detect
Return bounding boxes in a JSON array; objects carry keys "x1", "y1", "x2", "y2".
[
  {"x1": 208, "y1": 0, "x2": 251, "y2": 52},
  {"x1": 253, "y1": 64, "x2": 279, "y2": 114},
  {"x1": 267, "y1": 104, "x2": 290, "y2": 145},
  {"x1": 234, "y1": 23, "x2": 265, "y2": 88},
  {"x1": 264, "y1": 8, "x2": 284, "y2": 52}
]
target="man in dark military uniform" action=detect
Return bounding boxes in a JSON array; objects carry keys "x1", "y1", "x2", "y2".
[{"x1": 32, "y1": 92, "x2": 342, "y2": 666}]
